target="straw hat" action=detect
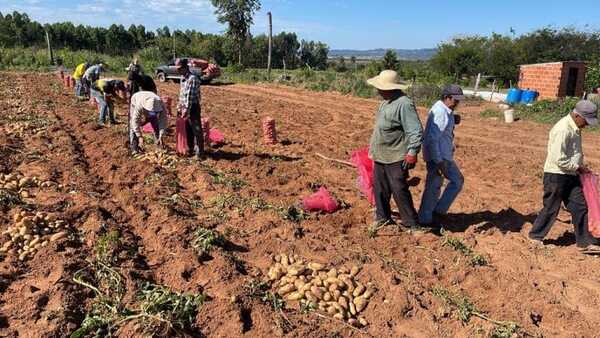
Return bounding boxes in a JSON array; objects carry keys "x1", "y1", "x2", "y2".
[{"x1": 367, "y1": 70, "x2": 408, "y2": 91}]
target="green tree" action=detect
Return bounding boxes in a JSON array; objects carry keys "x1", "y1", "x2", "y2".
[
  {"x1": 382, "y1": 49, "x2": 399, "y2": 70},
  {"x1": 431, "y1": 36, "x2": 486, "y2": 80},
  {"x1": 211, "y1": 0, "x2": 261, "y2": 65}
]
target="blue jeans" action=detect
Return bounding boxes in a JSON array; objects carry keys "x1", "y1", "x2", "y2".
[
  {"x1": 91, "y1": 89, "x2": 114, "y2": 125},
  {"x1": 418, "y1": 160, "x2": 464, "y2": 224}
]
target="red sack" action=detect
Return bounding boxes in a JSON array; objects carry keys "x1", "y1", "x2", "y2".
[
  {"x1": 581, "y1": 172, "x2": 600, "y2": 238},
  {"x1": 142, "y1": 123, "x2": 154, "y2": 133},
  {"x1": 302, "y1": 187, "x2": 339, "y2": 213},
  {"x1": 176, "y1": 117, "x2": 189, "y2": 155},
  {"x1": 209, "y1": 128, "x2": 225, "y2": 145},
  {"x1": 350, "y1": 146, "x2": 375, "y2": 205}
]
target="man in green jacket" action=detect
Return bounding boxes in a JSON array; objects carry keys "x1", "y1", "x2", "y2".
[{"x1": 367, "y1": 70, "x2": 424, "y2": 229}]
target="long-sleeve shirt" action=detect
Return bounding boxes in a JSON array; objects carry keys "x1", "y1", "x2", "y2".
[
  {"x1": 422, "y1": 100, "x2": 456, "y2": 163},
  {"x1": 72, "y1": 63, "x2": 87, "y2": 80},
  {"x1": 543, "y1": 115, "x2": 584, "y2": 176},
  {"x1": 178, "y1": 72, "x2": 200, "y2": 116},
  {"x1": 83, "y1": 65, "x2": 102, "y2": 82},
  {"x1": 92, "y1": 79, "x2": 123, "y2": 96},
  {"x1": 369, "y1": 94, "x2": 423, "y2": 164},
  {"x1": 130, "y1": 91, "x2": 167, "y2": 138}
]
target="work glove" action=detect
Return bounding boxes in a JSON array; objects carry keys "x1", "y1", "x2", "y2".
[
  {"x1": 402, "y1": 154, "x2": 417, "y2": 171},
  {"x1": 453, "y1": 114, "x2": 461, "y2": 125},
  {"x1": 436, "y1": 160, "x2": 450, "y2": 178}
]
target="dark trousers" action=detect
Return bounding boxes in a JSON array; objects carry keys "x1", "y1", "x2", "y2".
[
  {"x1": 186, "y1": 103, "x2": 204, "y2": 155},
  {"x1": 374, "y1": 161, "x2": 419, "y2": 227},
  {"x1": 529, "y1": 173, "x2": 597, "y2": 248}
]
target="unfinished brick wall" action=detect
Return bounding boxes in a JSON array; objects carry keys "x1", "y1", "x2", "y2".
[{"x1": 518, "y1": 61, "x2": 586, "y2": 99}]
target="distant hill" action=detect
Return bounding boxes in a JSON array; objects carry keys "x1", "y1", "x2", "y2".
[{"x1": 329, "y1": 48, "x2": 437, "y2": 61}]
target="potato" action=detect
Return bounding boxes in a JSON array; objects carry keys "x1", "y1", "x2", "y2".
[
  {"x1": 323, "y1": 292, "x2": 332, "y2": 301},
  {"x1": 327, "y1": 306, "x2": 337, "y2": 315},
  {"x1": 363, "y1": 288, "x2": 374, "y2": 299},
  {"x1": 288, "y1": 255, "x2": 295, "y2": 264},
  {"x1": 18, "y1": 252, "x2": 28, "y2": 261},
  {"x1": 305, "y1": 291, "x2": 318, "y2": 303},
  {"x1": 41, "y1": 240, "x2": 48, "y2": 247},
  {"x1": 49, "y1": 231, "x2": 67, "y2": 242},
  {"x1": 333, "y1": 313, "x2": 344, "y2": 320},
  {"x1": 333, "y1": 290, "x2": 341, "y2": 301},
  {"x1": 294, "y1": 279, "x2": 306, "y2": 290},
  {"x1": 278, "y1": 283, "x2": 295, "y2": 296},
  {"x1": 287, "y1": 292, "x2": 304, "y2": 301},
  {"x1": 310, "y1": 286, "x2": 324, "y2": 300},
  {"x1": 328, "y1": 283, "x2": 338, "y2": 293},
  {"x1": 313, "y1": 276, "x2": 323, "y2": 287},
  {"x1": 349, "y1": 302, "x2": 357, "y2": 316},
  {"x1": 354, "y1": 297, "x2": 368, "y2": 312},
  {"x1": 318, "y1": 303, "x2": 327, "y2": 312},
  {"x1": 287, "y1": 267, "x2": 305, "y2": 276},
  {"x1": 353, "y1": 284, "x2": 366, "y2": 297},
  {"x1": 20, "y1": 191, "x2": 30, "y2": 198},
  {"x1": 348, "y1": 318, "x2": 358, "y2": 327},
  {"x1": 338, "y1": 296, "x2": 349, "y2": 310},
  {"x1": 327, "y1": 268, "x2": 338, "y2": 278},
  {"x1": 280, "y1": 254, "x2": 289, "y2": 267},
  {"x1": 358, "y1": 317, "x2": 368, "y2": 327},
  {"x1": 325, "y1": 277, "x2": 340, "y2": 286},
  {"x1": 308, "y1": 262, "x2": 324, "y2": 271}
]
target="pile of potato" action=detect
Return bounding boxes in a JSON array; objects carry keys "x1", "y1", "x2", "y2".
[
  {"x1": 266, "y1": 253, "x2": 374, "y2": 327},
  {"x1": 0, "y1": 173, "x2": 55, "y2": 199},
  {"x1": 0, "y1": 211, "x2": 68, "y2": 261},
  {"x1": 134, "y1": 151, "x2": 179, "y2": 168}
]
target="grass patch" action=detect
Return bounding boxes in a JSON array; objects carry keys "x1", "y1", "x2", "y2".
[
  {"x1": 0, "y1": 188, "x2": 22, "y2": 211},
  {"x1": 480, "y1": 109, "x2": 501, "y2": 118},
  {"x1": 514, "y1": 97, "x2": 599, "y2": 132},
  {"x1": 442, "y1": 232, "x2": 488, "y2": 266}
]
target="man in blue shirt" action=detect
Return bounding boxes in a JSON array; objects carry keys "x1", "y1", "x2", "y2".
[{"x1": 419, "y1": 85, "x2": 465, "y2": 228}]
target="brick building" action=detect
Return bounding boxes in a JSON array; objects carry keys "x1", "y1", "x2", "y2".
[{"x1": 517, "y1": 61, "x2": 586, "y2": 99}]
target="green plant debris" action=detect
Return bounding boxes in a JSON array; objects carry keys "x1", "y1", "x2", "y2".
[
  {"x1": 95, "y1": 230, "x2": 122, "y2": 265},
  {"x1": 442, "y1": 232, "x2": 488, "y2": 266},
  {"x1": 0, "y1": 188, "x2": 22, "y2": 211},
  {"x1": 192, "y1": 227, "x2": 226, "y2": 257},
  {"x1": 204, "y1": 166, "x2": 247, "y2": 190},
  {"x1": 432, "y1": 286, "x2": 522, "y2": 335},
  {"x1": 480, "y1": 109, "x2": 501, "y2": 118},
  {"x1": 133, "y1": 282, "x2": 207, "y2": 335}
]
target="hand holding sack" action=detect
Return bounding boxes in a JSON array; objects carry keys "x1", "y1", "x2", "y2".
[{"x1": 402, "y1": 154, "x2": 417, "y2": 170}]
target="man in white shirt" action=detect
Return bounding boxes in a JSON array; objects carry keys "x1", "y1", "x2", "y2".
[
  {"x1": 529, "y1": 100, "x2": 599, "y2": 252},
  {"x1": 419, "y1": 85, "x2": 465, "y2": 229},
  {"x1": 129, "y1": 91, "x2": 167, "y2": 155}
]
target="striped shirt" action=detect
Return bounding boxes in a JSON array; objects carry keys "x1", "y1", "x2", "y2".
[{"x1": 178, "y1": 72, "x2": 200, "y2": 116}]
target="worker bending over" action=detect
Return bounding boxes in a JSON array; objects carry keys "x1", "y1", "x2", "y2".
[
  {"x1": 129, "y1": 91, "x2": 167, "y2": 155},
  {"x1": 91, "y1": 79, "x2": 126, "y2": 127},
  {"x1": 72, "y1": 62, "x2": 89, "y2": 100}
]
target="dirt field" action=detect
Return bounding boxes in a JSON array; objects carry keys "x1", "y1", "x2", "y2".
[{"x1": 1, "y1": 72, "x2": 600, "y2": 338}]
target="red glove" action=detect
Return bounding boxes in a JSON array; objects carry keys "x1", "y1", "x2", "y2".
[{"x1": 402, "y1": 154, "x2": 417, "y2": 170}]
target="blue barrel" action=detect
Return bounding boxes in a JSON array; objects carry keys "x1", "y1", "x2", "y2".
[
  {"x1": 506, "y1": 88, "x2": 523, "y2": 105},
  {"x1": 520, "y1": 90, "x2": 538, "y2": 104}
]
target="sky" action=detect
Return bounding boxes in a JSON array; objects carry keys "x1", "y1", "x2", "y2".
[{"x1": 2, "y1": 0, "x2": 600, "y2": 50}]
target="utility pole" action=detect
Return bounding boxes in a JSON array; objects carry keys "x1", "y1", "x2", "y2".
[
  {"x1": 172, "y1": 33, "x2": 176, "y2": 60},
  {"x1": 45, "y1": 29, "x2": 54, "y2": 65},
  {"x1": 267, "y1": 12, "x2": 273, "y2": 80}
]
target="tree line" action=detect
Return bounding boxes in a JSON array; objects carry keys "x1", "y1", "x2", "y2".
[
  {"x1": 431, "y1": 28, "x2": 600, "y2": 86},
  {"x1": 0, "y1": 10, "x2": 329, "y2": 70}
]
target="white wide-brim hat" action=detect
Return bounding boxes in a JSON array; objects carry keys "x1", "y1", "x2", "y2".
[{"x1": 367, "y1": 70, "x2": 409, "y2": 91}]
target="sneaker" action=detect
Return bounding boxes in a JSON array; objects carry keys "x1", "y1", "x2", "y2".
[
  {"x1": 528, "y1": 236, "x2": 544, "y2": 247},
  {"x1": 579, "y1": 244, "x2": 600, "y2": 254}
]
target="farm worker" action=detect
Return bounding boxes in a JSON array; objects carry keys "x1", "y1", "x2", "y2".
[
  {"x1": 91, "y1": 79, "x2": 126, "y2": 127},
  {"x1": 176, "y1": 58, "x2": 205, "y2": 160},
  {"x1": 367, "y1": 70, "x2": 423, "y2": 228},
  {"x1": 82, "y1": 63, "x2": 104, "y2": 97},
  {"x1": 127, "y1": 57, "x2": 144, "y2": 96},
  {"x1": 418, "y1": 85, "x2": 465, "y2": 228},
  {"x1": 129, "y1": 91, "x2": 167, "y2": 155},
  {"x1": 72, "y1": 62, "x2": 89, "y2": 99},
  {"x1": 529, "y1": 100, "x2": 600, "y2": 253}
]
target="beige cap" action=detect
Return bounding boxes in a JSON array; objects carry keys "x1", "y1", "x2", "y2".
[{"x1": 367, "y1": 70, "x2": 409, "y2": 91}]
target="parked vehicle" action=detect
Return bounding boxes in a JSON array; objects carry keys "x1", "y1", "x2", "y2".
[{"x1": 155, "y1": 58, "x2": 221, "y2": 84}]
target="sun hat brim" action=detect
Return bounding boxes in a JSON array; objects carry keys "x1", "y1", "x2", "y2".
[
  {"x1": 367, "y1": 76, "x2": 408, "y2": 91},
  {"x1": 585, "y1": 117, "x2": 599, "y2": 126}
]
